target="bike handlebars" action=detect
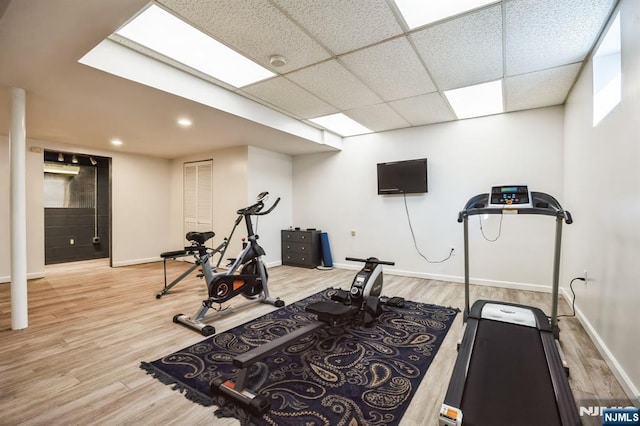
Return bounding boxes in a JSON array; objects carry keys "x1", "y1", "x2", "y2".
[
  {"x1": 256, "y1": 197, "x2": 280, "y2": 216},
  {"x1": 237, "y1": 195, "x2": 280, "y2": 216},
  {"x1": 346, "y1": 256, "x2": 395, "y2": 266}
]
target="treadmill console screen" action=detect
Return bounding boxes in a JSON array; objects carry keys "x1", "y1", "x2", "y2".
[{"x1": 488, "y1": 185, "x2": 532, "y2": 208}]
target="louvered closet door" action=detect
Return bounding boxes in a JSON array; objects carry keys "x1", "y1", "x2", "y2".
[{"x1": 184, "y1": 160, "x2": 213, "y2": 237}]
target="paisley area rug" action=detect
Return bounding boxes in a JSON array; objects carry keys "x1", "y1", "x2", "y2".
[{"x1": 141, "y1": 288, "x2": 458, "y2": 425}]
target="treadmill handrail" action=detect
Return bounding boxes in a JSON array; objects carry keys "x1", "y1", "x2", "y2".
[
  {"x1": 458, "y1": 190, "x2": 572, "y2": 327},
  {"x1": 457, "y1": 192, "x2": 572, "y2": 224}
]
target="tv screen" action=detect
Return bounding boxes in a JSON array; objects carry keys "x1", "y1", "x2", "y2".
[{"x1": 377, "y1": 158, "x2": 428, "y2": 195}]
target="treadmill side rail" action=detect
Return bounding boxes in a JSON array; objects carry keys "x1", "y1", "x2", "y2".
[
  {"x1": 439, "y1": 404, "x2": 463, "y2": 426},
  {"x1": 441, "y1": 318, "x2": 479, "y2": 419},
  {"x1": 541, "y1": 332, "x2": 582, "y2": 425}
]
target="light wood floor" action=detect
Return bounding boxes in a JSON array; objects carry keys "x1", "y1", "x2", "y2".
[{"x1": 0, "y1": 259, "x2": 631, "y2": 425}]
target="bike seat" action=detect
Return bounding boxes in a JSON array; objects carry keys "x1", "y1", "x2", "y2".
[
  {"x1": 305, "y1": 301, "x2": 358, "y2": 325},
  {"x1": 186, "y1": 231, "x2": 215, "y2": 245}
]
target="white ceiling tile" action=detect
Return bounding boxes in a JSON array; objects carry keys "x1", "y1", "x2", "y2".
[
  {"x1": 158, "y1": 0, "x2": 330, "y2": 73},
  {"x1": 340, "y1": 37, "x2": 437, "y2": 101},
  {"x1": 344, "y1": 103, "x2": 410, "y2": 132},
  {"x1": 110, "y1": 0, "x2": 616, "y2": 137},
  {"x1": 505, "y1": 63, "x2": 582, "y2": 112},
  {"x1": 410, "y1": 5, "x2": 503, "y2": 91},
  {"x1": 389, "y1": 93, "x2": 456, "y2": 126},
  {"x1": 287, "y1": 60, "x2": 383, "y2": 111},
  {"x1": 242, "y1": 77, "x2": 338, "y2": 119},
  {"x1": 505, "y1": 0, "x2": 617, "y2": 75},
  {"x1": 273, "y1": 0, "x2": 404, "y2": 54}
]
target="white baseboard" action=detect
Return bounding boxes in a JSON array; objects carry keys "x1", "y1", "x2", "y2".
[
  {"x1": 331, "y1": 262, "x2": 553, "y2": 294},
  {"x1": 111, "y1": 257, "x2": 161, "y2": 267},
  {"x1": 114, "y1": 258, "x2": 281, "y2": 269},
  {"x1": 560, "y1": 288, "x2": 640, "y2": 405},
  {"x1": 28, "y1": 271, "x2": 46, "y2": 280},
  {"x1": 265, "y1": 260, "x2": 282, "y2": 268},
  {"x1": 0, "y1": 271, "x2": 46, "y2": 284}
]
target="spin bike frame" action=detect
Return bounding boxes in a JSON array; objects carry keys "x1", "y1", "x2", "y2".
[
  {"x1": 156, "y1": 233, "x2": 229, "y2": 299},
  {"x1": 174, "y1": 195, "x2": 284, "y2": 336}
]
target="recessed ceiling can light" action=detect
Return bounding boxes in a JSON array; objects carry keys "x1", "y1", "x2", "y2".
[
  {"x1": 111, "y1": 139, "x2": 123, "y2": 146},
  {"x1": 177, "y1": 118, "x2": 192, "y2": 127}
]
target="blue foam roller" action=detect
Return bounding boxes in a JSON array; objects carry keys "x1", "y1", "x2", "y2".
[{"x1": 320, "y1": 232, "x2": 333, "y2": 268}]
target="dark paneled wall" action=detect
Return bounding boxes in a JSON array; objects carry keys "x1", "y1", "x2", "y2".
[
  {"x1": 44, "y1": 208, "x2": 109, "y2": 264},
  {"x1": 44, "y1": 151, "x2": 110, "y2": 265}
]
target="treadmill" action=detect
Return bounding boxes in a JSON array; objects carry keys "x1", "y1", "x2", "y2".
[{"x1": 439, "y1": 186, "x2": 581, "y2": 426}]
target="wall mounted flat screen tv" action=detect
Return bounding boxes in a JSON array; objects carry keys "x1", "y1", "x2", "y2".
[{"x1": 377, "y1": 158, "x2": 428, "y2": 194}]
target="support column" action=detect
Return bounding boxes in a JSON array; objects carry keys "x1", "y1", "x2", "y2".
[{"x1": 10, "y1": 87, "x2": 28, "y2": 330}]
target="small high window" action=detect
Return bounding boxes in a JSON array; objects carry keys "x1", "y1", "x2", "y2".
[{"x1": 593, "y1": 12, "x2": 621, "y2": 126}]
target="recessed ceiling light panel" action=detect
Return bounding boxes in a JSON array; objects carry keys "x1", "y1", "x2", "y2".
[
  {"x1": 444, "y1": 80, "x2": 504, "y2": 119},
  {"x1": 310, "y1": 113, "x2": 373, "y2": 137},
  {"x1": 394, "y1": 0, "x2": 498, "y2": 29},
  {"x1": 116, "y1": 5, "x2": 275, "y2": 87},
  {"x1": 111, "y1": 139, "x2": 123, "y2": 146}
]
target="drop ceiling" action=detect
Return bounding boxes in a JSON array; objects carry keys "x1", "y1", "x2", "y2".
[{"x1": 0, "y1": 0, "x2": 618, "y2": 158}]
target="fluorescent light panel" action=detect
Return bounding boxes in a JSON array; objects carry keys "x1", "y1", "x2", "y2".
[
  {"x1": 444, "y1": 80, "x2": 503, "y2": 119},
  {"x1": 116, "y1": 5, "x2": 274, "y2": 88},
  {"x1": 44, "y1": 163, "x2": 80, "y2": 175},
  {"x1": 394, "y1": 0, "x2": 497, "y2": 29},
  {"x1": 310, "y1": 113, "x2": 373, "y2": 137}
]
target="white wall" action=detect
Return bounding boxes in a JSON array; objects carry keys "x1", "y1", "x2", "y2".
[
  {"x1": 110, "y1": 151, "x2": 173, "y2": 266},
  {"x1": 0, "y1": 137, "x2": 173, "y2": 280},
  {"x1": 293, "y1": 106, "x2": 565, "y2": 288},
  {"x1": 248, "y1": 146, "x2": 293, "y2": 266},
  {"x1": 563, "y1": 0, "x2": 640, "y2": 402},
  {"x1": 170, "y1": 146, "x2": 249, "y2": 262},
  {"x1": 1, "y1": 136, "x2": 12, "y2": 280},
  {"x1": 0, "y1": 137, "x2": 46, "y2": 281},
  {"x1": 169, "y1": 146, "x2": 292, "y2": 267}
]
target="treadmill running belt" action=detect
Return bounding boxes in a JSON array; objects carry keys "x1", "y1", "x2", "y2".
[{"x1": 461, "y1": 319, "x2": 562, "y2": 426}]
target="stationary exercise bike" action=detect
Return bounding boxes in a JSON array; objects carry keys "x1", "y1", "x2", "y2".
[
  {"x1": 173, "y1": 192, "x2": 284, "y2": 336},
  {"x1": 156, "y1": 233, "x2": 230, "y2": 299},
  {"x1": 210, "y1": 256, "x2": 403, "y2": 416}
]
